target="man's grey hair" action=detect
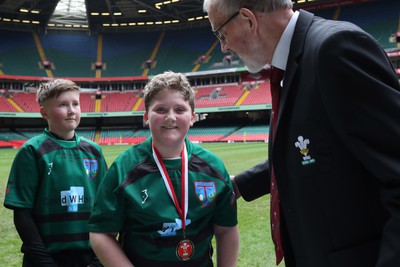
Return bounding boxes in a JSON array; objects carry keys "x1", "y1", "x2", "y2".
[{"x1": 203, "y1": 0, "x2": 293, "y2": 16}]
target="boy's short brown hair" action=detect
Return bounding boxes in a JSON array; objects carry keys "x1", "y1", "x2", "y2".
[
  {"x1": 143, "y1": 71, "x2": 195, "y2": 112},
  {"x1": 36, "y1": 79, "x2": 80, "y2": 106}
]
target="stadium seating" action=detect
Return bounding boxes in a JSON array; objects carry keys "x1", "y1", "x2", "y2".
[
  {"x1": 75, "y1": 128, "x2": 96, "y2": 140},
  {"x1": 312, "y1": 0, "x2": 399, "y2": 50},
  {"x1": 100, "y1": 92, "x2": 138, "y2": 112},
  {"x1": 188, "y1": 125, "x2": 239, "y2": 142},
  {"x1": 0, "y1": 30, "x2": 43, "y2": 76},
  {"x1": 239, "y1": 82, "x2": 271, "y2": 105},
  {"x1": 195, "y1": 84, "x2": 246, "y2": 108},
  {"x1": 0, "y1": 130, "x2": 26, "y2": 147},
  {"x1": 337, "y1": 0, "x2": 398, "y2": 50},
  {"x1": 98, "y1": 127, "x2": 150, "y2": 145},
  {"x1": 222, "y1": 125, "x2": 270, "y2": 142},
  {"x1": 1, "y1": 0, "x2": 398, "y2": 147},
  {"x1": 9, "y1": 92, "x2": 39, "y2": 112},
  {"x1": 0, "y1": 95, "x2": 19, "y2": 112},
  {"x1": 101, "y1": 31, "x2": 160, "y2": 77},
  {"x1": 0, "y1": 85, "x2": 269, "y2": 113},
  {"x1": 79, "y1": 93, "x2": 96, "y2": 113},
  {"x1": 0, "y1": 0, "x2": 398, "y2": 77},
  {"x1": 38, "y1": 33, "x2": 97, "y2": 77}
]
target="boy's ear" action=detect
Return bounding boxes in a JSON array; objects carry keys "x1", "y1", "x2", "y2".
[
  {"x1": 190, "y1": 112, "x2": 196, "y2": 126},
  {"x1": 39, "y1": 106, "x2": 48, "y2": 119},
  {"x1": 143, "y1": 112, "x2": 149, "y2": 125}
]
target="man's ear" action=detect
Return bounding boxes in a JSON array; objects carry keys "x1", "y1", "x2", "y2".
[{"x1": 240, "y1": 8, "x2": 258, "y2": 34}]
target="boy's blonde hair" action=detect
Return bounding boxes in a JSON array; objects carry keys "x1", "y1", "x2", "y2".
[
  {"x1": 36, "y1": 79, "x2": 80, "y2": 106},
  {"x1": 143, "y1": 71, "x2": 195, "y2": 112}
]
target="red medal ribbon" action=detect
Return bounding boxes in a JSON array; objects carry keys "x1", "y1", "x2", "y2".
[{"x1": 152, "y1": 143, "x2": 189, "y2": 232}]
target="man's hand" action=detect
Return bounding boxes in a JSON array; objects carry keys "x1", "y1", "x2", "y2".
[{"x1": 230, "y1": 175, "x2": 241, "y2": 199}]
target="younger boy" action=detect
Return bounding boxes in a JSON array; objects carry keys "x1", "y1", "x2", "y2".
[
  {"x1": 4, "y1": 79, "x2": 107, "y2": 267},
  {"x1": 89, "y1": 71, "x2": 239, "y2": 267}
]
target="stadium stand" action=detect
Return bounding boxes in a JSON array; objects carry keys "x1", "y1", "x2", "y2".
[
  {"x1": 187, "y1": 123, "x2": 240, "y2": 143},
  {"x1": 0, "y1": 95, "x2": 19, "y2": 112},
  {"x1": 39, "y1": 33, "x2": 97, "y2": 77},
  {"x1": 10, "y1": 92, "x2": 39, "y2": 112},
  {"x1": 98, "y1": 127, "x2": 150, "y2": 145},
  {"x1": 0, "y1": 30, "x2": 43, "y2": 76},
  {"x1": 1, "y1": 0, "x2": 399, "y2": 148},
  {"x1": 337, "y1": 0, "x2": 398, "y2": 50},
  {"x1": 147, "y1": 27, "x2": 221, "y2": 74},
  {"x1": 80, "y1": 93, "x2": 96, "y2": 113},
  {"x1": 100, "y1": 92, "x2": 139, "y2": 112},
  {"x1": 195, "y1": 84, "x2": 245, "y2": 108},
  {"x1": 222, "y1": 124, "x2": 270, "y2": 142},
  {"x1": 101, "y1": 31, "x2": 161, "y2": 77},
  {"x1": 238, "y1": 82, "x2": 271, "y2": 106},
  {"x1": 75, "y1": 128, "x2": 96, "y2": 140}
]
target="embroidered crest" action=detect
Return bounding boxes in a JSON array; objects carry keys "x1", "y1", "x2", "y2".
[
  {"x1": 194, "y1": 181, "x2": 217, "y2": 206},
  {"x1": 294, "y1": 136, "x2": 316, "y2": 165},
  {"x1": 84, "y1": 159, "x2": 99, "y2": 180}
]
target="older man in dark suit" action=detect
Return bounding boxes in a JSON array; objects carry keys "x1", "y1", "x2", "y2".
[{"x1": 203, "y1": 0, "x2": 400, "y2": 266}]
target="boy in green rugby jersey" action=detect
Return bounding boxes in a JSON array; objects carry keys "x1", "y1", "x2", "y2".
[
  {"x1": 4, "y1": 79, "x2": 107, "y2": 267},
  {"x1": 89, "y1": 71, "x2": 239, "y2": 267}
]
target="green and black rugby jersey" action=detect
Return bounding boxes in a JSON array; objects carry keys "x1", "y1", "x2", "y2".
[
  {"x1": 88, "y1": 136, "x2": 237, "y2": 267},
  {"x1": 4, "y1": 128, "x2": 107, "y2": 253}
]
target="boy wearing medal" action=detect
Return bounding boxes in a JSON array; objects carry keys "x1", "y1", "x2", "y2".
[{"x1": 89, "y1": 71, "x2": 239, "y2": 267}]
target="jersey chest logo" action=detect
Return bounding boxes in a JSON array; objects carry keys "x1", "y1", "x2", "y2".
[
  {"x1": 194, "y1": 181, "x2": 217, "y2": 206},
  {"x1": 61, "y1": 186, "x2": 84, "y2": 212}
]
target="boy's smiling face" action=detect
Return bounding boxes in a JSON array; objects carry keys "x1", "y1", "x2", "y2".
[{"x1": 144, "y1": 89, "x2": 195, "y2": 157}]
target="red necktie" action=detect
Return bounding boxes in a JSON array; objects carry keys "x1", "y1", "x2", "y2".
[{"x1": 269, "y1": 66, "x2": 284, "y2": 265}]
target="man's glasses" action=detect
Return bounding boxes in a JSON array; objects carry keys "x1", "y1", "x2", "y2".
[{"x1": 213, "y1": 11, "x2": 240, "y2": 42}]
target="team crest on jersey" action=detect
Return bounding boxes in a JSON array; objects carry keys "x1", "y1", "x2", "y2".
[
  {"x1": 84, "y1": 159, "x2": 99, "y2": 180},
  {"x1": 194, "y1": 181, "x2": 217, "y2": 206}
]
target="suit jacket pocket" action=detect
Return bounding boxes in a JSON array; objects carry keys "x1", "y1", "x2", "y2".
[
  {"x1": 287, "y1": 121, "x2": 333, "y2": 179},
  {"x1": 328, "y1": 238, "x2": 379, "y2": 267}
]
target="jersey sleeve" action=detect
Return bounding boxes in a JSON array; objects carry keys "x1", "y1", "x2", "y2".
[
  {"x1": 4, "y1": 144, "x2": 41, "y2": 209},
  {"x1": 96, "y1": 146, "x2": 109, "y2": 184},
  {"x1": 88, "y1": 161, "x2": 126, "y2": 233},
  {"x1": 212, "y1": 165, "x2": 238, "y2": 227}
]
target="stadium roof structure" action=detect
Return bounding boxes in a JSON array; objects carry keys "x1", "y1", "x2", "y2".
[{"x1": 0, "y1": 0, "x2": 377, "y2": 33}]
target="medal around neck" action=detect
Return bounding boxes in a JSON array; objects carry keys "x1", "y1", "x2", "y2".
[
  {"x1": 153, "y1": 143, "x2": 194, "y2": 261},
  {"x1": 176, "y1": 238, "x2": 195, "y2": 261}
]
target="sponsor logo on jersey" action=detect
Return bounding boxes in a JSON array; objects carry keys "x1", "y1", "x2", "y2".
[
  {"x1": 60, "y1": 186, "x2": 84, "y2": 212},
  {"x1": 158, "y1": 218, "x2": 192, "y2": 237},
  {"x1": 194, "y1": 181, "x2": 217, "y2": 206},
  {"x1": 84, "y1": 159, "x2": 99, "y2": 180}
]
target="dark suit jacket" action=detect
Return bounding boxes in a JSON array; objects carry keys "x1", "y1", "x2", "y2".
[{"x1": 235, "y1": 10, "x2": 400, "y2": 267}]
